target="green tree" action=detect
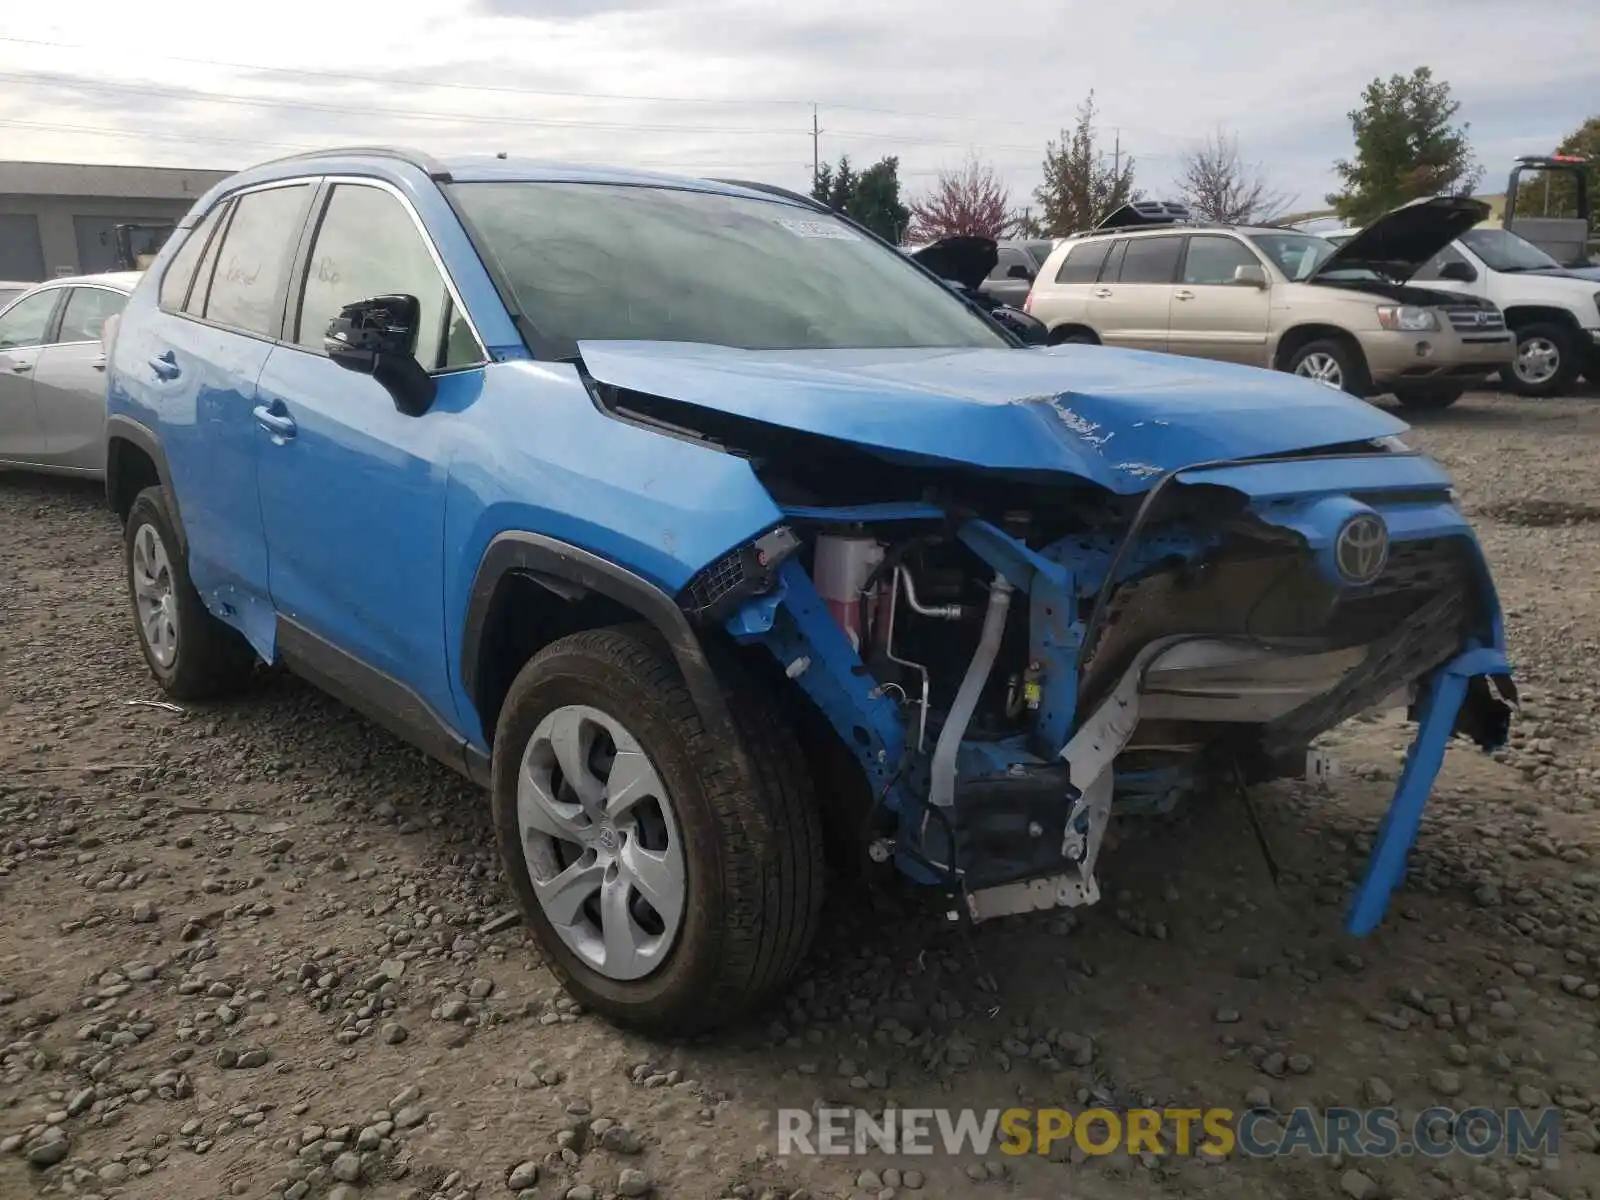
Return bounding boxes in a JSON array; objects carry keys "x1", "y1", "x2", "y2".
[
  {"x1": 1512, "y1": 115, "x2": 1599, "y2": 238},
  {"x1": 1327, "y1": 67, "x2": 1481, "y2": 224},
  {"x1": 811, "y1": 154, "x2": 911, "y2": 243},
  {"x1": 1032, "y1": 91, "x2": 1137, "y2": 237}
]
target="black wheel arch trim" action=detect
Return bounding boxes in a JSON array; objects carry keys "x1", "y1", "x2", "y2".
[
  {"x1": 461, "y1": 531, "x2": 750, "y2": 780},
  {"x1": 105, "y1": 415, "x2": 186, "y2": 555}
]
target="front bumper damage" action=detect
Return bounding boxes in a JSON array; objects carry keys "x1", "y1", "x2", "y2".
[{"x1": 719, "y1": 450, "x2": 1515, "y2": 937}]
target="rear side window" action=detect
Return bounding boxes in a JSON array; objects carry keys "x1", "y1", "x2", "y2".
[
  {"x1": 1054, "y1": 239, "x2": 1111, "y2": 284},
  {"x1": 57, "y1": 288, "x2": 127, "y2": 343},
  {"x1": 1116, "y1": 236, "x2": 1183, "y2": 284},
  {"x1": 159, "y1": 205, "x2": 227, "y2": 312},
  {"x1": 202, "y1": 184, "x2": 313, "y2": 336}
]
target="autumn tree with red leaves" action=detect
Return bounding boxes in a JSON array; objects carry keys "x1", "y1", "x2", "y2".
[{"x1": 908, "y1": 155, "x2": 1014, "y2": 242}]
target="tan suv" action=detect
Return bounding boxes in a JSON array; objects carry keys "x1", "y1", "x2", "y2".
[{"x1": 1026, "y1": 196, "x2": 1515, "y2": 410}]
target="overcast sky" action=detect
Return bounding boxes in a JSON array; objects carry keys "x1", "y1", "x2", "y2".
[{"x1": 1, "y1": 0, "x2": 1595, "y2": 217}]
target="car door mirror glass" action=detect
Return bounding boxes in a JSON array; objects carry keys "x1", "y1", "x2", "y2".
[
  {"x1": 325, "y1": 294, "x2": 436, "y2": 417},
  {"x1": 1006, "y1": 263, "x2": 1033, "y2": 280},
  {"x1": 1232, "y1": 264, "x2": 1268, "y2": 288},
  {"x1": 1438, "y1": 260, "x2": 1477, "y2": 283}
]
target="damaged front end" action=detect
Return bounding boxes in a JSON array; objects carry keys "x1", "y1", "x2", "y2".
[
  {"x1": 581, "y1": 341, "x2": 1515, "y2": 937},
  {"x1": 679, "y1": 438, "x2": 1514, "y2": 936}
]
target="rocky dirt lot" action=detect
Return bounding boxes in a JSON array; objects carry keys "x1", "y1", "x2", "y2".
[{"x1": 3, "y1": 389, "x2": 1600, "y2": 1200}]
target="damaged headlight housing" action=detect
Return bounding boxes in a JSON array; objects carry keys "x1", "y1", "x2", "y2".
[
  {"x1": 1375, "y1": 305, "x2": 1439, "y2": 332},
  {"x1": 678, "y1": 525, "x2": 801, "y2": 623}
]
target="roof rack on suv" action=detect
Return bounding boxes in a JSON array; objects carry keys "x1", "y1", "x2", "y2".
[{"x1": 254, "y1": 145, "x2": 455, "y2": 183}]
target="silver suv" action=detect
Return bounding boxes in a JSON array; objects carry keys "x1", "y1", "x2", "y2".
[{"x1": 1026, "y1": 197, "x2": 1515, "y2": 410}]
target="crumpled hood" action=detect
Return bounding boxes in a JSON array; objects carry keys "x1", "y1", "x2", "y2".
[{"x1": 578, "y1": 341, "x2": 1408, "y2": 495}]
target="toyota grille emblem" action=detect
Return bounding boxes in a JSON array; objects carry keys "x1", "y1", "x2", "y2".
[{"x1": 1334, "y1": 513, "x2": 1389, "y2": 585}]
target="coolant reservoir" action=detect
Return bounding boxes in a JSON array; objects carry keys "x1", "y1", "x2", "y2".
[{"x1": 813, "y1": 535, "x2": 884, "y2": 651}]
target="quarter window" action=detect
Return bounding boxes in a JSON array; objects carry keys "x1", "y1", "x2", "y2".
[
  {"x1": 294, "y1": 184, "x2": 480, "y2": 370},
  {"x1": 1115, "y1": 236, "x2": 1183, "y2": 284},
  {"x1": 203, "y1": 184, "x2": 313, "y2": 336},
  {"x1": 159, "y1": 205, "x2": 228, "y2": 312},
  {"x1": 58, "y1": 288, "x2": 127, "y2": 344},
  {"x1": 1181, "y1": 236, "x2": 1261, "y2": 286},
  {"x1": 1054, "y1": 239, "x2": 1110, "y2": 284},
  {"x1": 0, "y1": 290, "x2": 59, "y2": 350}
]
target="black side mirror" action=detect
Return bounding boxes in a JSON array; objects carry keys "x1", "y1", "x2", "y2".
[
  {"x1": 324, "y1": 294, "x2": 436, "y2": 417},
  {"x1": 1438, "y1": 260, "x2": 1477, "y2": 283},
  {"x1": 1006, "y1": 263, "x2": 1034, "y2": 280}
]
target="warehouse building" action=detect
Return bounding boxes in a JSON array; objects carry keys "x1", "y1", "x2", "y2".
[{"x1": 0, "y1": 160, "x2": 231, "y2": 282}]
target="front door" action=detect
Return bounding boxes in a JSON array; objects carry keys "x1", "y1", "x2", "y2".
[
  {"x1": 1088, "y1": 234, "x2": 1182, "y2": 353},
  {"x1": 0, "y1": 289, "x2": 63, "y2": 464},
  {"x1": 32, "y1": 285, "x2": 129, "y2": 471},
  {"x1": 254, "y1": 180, "x2": 486, "y2": 726},
  {"x1": 1166, "y1": 235, "x2": 1273, "y2": 366}
]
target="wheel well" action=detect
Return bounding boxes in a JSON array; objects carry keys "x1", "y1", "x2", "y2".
[
  {"x1": 1048, "y1": 324, "x2": 1100, "y2": 345},
  {"x1": 1273, "y1": 324, "x2": 1365, "y2": 371},
  {"x1": 1502, "y1": 306, "x2": 1583, "y2": 334},
  {"x1": 106, "y1": 437, "x2": 160, "y2": 521},
  {"x1": 471, "y1": 570, "x2": 642, "y2": 744}
]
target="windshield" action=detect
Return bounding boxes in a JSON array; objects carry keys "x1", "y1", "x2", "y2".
[
  {"x1": 449, "y1": 182, "x2": 1009, "y2": 353},
  {"x1": 1246, "y1": 232, "x2": 1379, "y2": 282},
  {"x1": 1459, "y1": 227, "x2": 1561, "y2": 273}
]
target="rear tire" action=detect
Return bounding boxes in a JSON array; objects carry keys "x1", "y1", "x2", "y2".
[
  {"x1": 1503, "y1": 322, "x2": 1580, "y2": 397},
  {"x1": 1393, "y1": 386, "x2": 1465, "y2": 410},
  {"x1": 490, "y1": 624, "x2": 824, "y2": 1036},
  {"x1": 1284, "y1": 338, "x2": 1371, "y2": 397},
  {"x1": 123, "y1": 486, "x2": 257, "y2": 701}
]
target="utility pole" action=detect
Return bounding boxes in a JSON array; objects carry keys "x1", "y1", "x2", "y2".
[
  {"x1": 1112, "y1": 129, "x2": 1121, "y2": 177},
  {"x1": 811, "y1": 104, "x2": 822, "y2": 186}
]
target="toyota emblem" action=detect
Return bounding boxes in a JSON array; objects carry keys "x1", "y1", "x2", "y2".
[{"x1": 1334, "y1": 513, "x2": 1389, "y2": 585}]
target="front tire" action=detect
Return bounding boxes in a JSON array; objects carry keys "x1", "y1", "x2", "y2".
[
  {"x1": 1284, "y1": 338, "x2": 1370, "y2": 397},
  {"x1": 1393, "y1": 386, "x2": 1465, "y2": 410},
  {"x1": 490, "y1": 625, "x2": 824, "y2": 1036},
  {"x1": 123, "y1": 486, "x2": 257, "y2": 700},
  {"x1": 1504, "y1": 322, "x2": 1580, "y2": 397}
]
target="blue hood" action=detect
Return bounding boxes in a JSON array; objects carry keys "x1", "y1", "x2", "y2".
[{"x1": 578, "y1": 342, "x2": 1408, "y2": 495}]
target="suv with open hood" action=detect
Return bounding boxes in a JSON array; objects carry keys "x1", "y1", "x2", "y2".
[
  {"x1": 103, "y1": 149, "x2": 1514, "y2": 1035},
  {"x1": 1026, "y1": 197, "x2": 1514, "y2": 410}
]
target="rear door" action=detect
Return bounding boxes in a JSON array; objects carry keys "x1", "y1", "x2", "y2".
[
  {"x1": 1090, "y1": 234, "x2": 1182, "y2": 352},
  {"x1": 135, "y1": 181, "x2": 316, "y2": 658},
  {"x1": 1166, "y1": 234, "x2": 1272, "y2": 365},
  {"x1": 0, "y1": 288, "x2": 63, "y2": 464},
  {"x1": 31, "y1": 284, "x2": 128, "y2": 471}
]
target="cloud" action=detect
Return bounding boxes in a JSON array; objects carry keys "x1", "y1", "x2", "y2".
[{"x1": 0, "y1": 0, "x2": 1594, "y2": 215}]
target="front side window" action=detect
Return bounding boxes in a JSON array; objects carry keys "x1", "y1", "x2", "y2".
[
  {"x1": 1181, "y1": 236, "x2": 1262, "y2": 286},
  {"x1": 1413, "y1": 244, "x2": 1474, "y2": 282},
  {"x1": 1459, "y1": 228, "x2": 1561, "y2": 273},
  {"x1": 449, "y1": 182, "x2": 1009, "y2": 353},
  {"x1": 1115, "y1": 236, "x2": 1183, "y2": 284},
  {"x1": 159, "y1": 205, "x2": 228, "y2": 312},
  {"x1": 1245, "y1": 232, "x2": 1378, "y2": 282},
  {"x1": 203, "y1": 184, "x2": 312, "y2": 335},
  {"x1": 294, "y1": 184, "x2": 480, "y2": 370},
  {"x1": 58, "y1": 288, "x2": 127, "y2": 344},
  {"x1": 989, "y1": 247, "x2": 1033, "y2": 282},
  {"x1": 0, "y1": 290, "x2": 59, "y2": 350}
]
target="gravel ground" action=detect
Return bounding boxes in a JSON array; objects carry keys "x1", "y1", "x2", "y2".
[{"x1": 3, "y1": 388, "x2": 1600, "y2": 1200}]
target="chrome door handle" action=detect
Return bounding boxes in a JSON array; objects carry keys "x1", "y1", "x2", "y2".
[
  {"x1": 1174, "y1": 289, "x2": 1195, "y2": 300},
  {"x1": 252, "y1": 404, "x2": 297, "y2": 440},
  {"x1": 1092, "y1": 288, "x2": 1112, "y2": 299},
  {"x1": 8, "y1": 361, "x2": 32, "y2": 374}
]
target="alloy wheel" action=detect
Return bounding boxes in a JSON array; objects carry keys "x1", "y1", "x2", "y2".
[
  {"x1": 131, "y1": 522, "x2": 179, "y2": 669},
  {"x1": 1513, "y1": 336, "x2": 1560, "y2": 387},
  {"x1": 515, "y1": 704, "x2": 686, "y2": 981},
  {"x1": 1294, "y1": 352, "x2": 1344, "y2": 390}
]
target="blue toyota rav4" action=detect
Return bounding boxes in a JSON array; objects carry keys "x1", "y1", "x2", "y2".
[{"x1": 105, "y1": 147, "x2": 1516, "y2": 1035}]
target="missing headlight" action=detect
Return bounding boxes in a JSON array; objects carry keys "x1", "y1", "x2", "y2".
[{"x1": 678, "y1": 525, "x2": 801, "y2": 623}]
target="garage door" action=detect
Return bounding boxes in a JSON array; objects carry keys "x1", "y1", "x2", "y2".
[
  {"x1": 0, "y1": 214, "x2": 46, "y2": 282},
  {"x1": 74, "y1": 216, "x2": 175, "y2": 275}
]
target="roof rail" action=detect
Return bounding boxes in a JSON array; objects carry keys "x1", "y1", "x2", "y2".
[
  {"x1": 707, "y1": 178, "x2": 830, "y2": 212},
  {"x1": 250, "y1": 145, "x2": 454, "y2": 182}
]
